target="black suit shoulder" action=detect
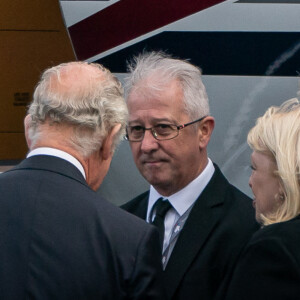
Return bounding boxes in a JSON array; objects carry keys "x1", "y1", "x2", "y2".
[
  {"x1": 121, "y1": 191, "x2": 149, "y2": 209},
  {"x1": 251, "y1": 215, "x2": 300, "y2": 242},
  {"x1": 222, "y1": 180, "x2": 257, "y2": 231},
  {"x1": 0, "y1": 158, "x2": 164, "y2": 300},
  {"x1": 224, "y1": 217, "x2": 300, "y2": 300},
  {"x1": 244, "y1": 216, "x2": 300, "y2": 267},
  {"x1": 121, "y1": 191, "x2": 149, "y2": 219}
]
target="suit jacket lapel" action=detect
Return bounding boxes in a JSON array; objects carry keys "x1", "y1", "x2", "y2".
[
  {"x1": 131, "y1": 192, "x2": 149, "y2": 219},
  {"x1": 164, "y1": 166, "x2": 228, "y2": 299}
]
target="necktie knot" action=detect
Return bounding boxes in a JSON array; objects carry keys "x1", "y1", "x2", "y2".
[{"x1": 155, "y1": 198, "x2": 172, "y2": 219}]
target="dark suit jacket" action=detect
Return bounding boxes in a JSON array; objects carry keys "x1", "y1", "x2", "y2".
[
  {"x1": 121, "y1": 164, "x2": 259, "y2": 300},
  {"x1": 224, "y1": 216, "x2": 300, "y2": 300},
  {"x1": 0, "y1": 155, "x2": 164, "y2": 300}
]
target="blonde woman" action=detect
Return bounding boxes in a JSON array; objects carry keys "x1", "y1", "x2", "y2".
[{"x1": 224, "y1": 98, "x2": 300, "y2": 300}]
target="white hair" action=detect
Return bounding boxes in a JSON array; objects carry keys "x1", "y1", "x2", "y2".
[
  {"x1": 28, "y1": 61, "x2": 128, "y2": 158},
  {"x1": 125, "y1": 51, "x2": 209, "y2": 120}
]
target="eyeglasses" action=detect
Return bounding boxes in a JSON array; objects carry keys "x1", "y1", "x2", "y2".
[{"x1": 125, "y1": 115, "x2": 207, "y2": 142}]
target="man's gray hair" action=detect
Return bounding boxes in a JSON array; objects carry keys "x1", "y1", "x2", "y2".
[
  {"x1": 125, "y1": 51, "x2": 209, "y2": 120},
  {"x1": 28, "y1": 61, "x2": 128, "y2": 158}
]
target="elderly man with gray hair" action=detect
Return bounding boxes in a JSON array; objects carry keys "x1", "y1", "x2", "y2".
[{"x1": 0, "y1": 61, "x2": 164, "y2": 300}]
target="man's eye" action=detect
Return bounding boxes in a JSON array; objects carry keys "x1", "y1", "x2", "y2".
[
  {"x1": 131, "y1": 126, "x2": 144, "y2": 132},
  {"x1": 156, "y1": 124, "x2": 172, "y2": 129},
  {"x1": 250, "y1": 165, "x2": 256, "y2": 171},
  {"x1": 155, "y1": 124, "x2": 175, "y2": 136}
]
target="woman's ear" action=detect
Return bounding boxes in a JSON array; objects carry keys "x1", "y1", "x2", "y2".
[
  {"x1": 101, "y1": 124, "x2": 122, "y2": 160},
  {"x1": 198, "y1": 116, "x2": 215, "y2": 149},
  {"x1": 277, "y1": 184, "x2": 286, "y2": 203}
]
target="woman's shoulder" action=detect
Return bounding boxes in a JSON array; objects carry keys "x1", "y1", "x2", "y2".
[
  {"x1": 247, "y1": 215, "x2": 300, "y2": 259},
  {"x1": 254, "y1": 215, "x2": 300, "y2": 239}
]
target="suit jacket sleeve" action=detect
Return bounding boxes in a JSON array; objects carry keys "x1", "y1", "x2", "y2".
[
  {"x1": 224, "y1": 233, "x2": 300, "y2": 300},
  {"x1": 129, "y1": 225, "x2": 165, "y2": 300}
]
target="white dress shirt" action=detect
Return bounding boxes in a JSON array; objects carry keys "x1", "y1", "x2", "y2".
[
  {"x1": 27, "y1": 147, "x2": 86, "y2": 179},
  {"x1": 147, "y1": 158, "x2": 215, "y2": 253}
]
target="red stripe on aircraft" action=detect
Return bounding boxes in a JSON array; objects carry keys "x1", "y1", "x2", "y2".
[{"x1": 68, "y1": 0, "x2": 225, "y2": 60}]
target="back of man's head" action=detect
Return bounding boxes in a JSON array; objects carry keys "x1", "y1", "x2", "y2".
[{"x1": 27, "y1": 61, "x2": 128, "y2": 158}]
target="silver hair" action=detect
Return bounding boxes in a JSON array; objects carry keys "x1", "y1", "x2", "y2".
[
  {"x1": 27, "y1": 61, "x2": 128, "y2": 158},
  {"x1": 124, "y1": 51, "x2": 209, "y2": 120}
]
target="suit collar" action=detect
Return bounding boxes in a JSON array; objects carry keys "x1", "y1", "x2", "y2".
[
  {"x1": 148, "y1": 159, "x2": 215, "y2": 221},
  {"x1": 164, "y1": 165, "x2": 228, "y2": 298},
  {"x1": 10, "y1": 155, "x2": 88, "y2": 187},
  {"x1": 27, "y1": 147, "x2": 86, "y2": 179}
]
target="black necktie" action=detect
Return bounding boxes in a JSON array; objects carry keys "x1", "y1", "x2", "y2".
[{"x1": 151, "y1": 198, "x2": 172, "y2": 250}]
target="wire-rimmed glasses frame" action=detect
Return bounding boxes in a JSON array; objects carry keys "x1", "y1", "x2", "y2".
[{"x1": 125, "y1": 115, "x2": 208, "y2": 142}]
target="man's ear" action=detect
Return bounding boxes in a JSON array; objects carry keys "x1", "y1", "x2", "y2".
[
  {"x1": 24, "y1": 114, "x2": 32, "y2": 149},
  {"x1": 198, "y1": 116, "x2": 215, "y2": 149},
  {"x1": 101, "y1": 123, "x2": 122, "y2": 160}
]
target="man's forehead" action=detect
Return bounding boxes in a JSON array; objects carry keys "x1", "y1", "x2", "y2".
[{"x1": 129, "y1": 78, "x2": 182, "y2": 101}]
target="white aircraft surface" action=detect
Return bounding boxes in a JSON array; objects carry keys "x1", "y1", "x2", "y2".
[{"x1": 59, "y1": 0, "x2": 300, "y2": 205}]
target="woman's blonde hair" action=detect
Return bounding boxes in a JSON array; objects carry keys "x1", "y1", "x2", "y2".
[{"x1": 248, "y1": 98, "x2": 300, "y2": 225}]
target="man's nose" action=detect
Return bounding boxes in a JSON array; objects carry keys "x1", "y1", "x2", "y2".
[{"x1": 140, "y1": 129, "x2": 159, "y2": 153}]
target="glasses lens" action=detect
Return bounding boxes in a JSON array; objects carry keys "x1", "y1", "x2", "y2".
[
  {"x1": 154, "y1": 124, "x2": 178, "y2": 140},
  {"x1": 126, "y1": 124, "x2": 179, "y2": 141},
  {"x1": 127, "y1": 126, "x2": 144, "y2": 141}
]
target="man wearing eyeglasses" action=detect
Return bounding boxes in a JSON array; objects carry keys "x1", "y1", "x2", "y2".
[{"x1": 121, "y1": 51, "x2": 259, "y2": 300}]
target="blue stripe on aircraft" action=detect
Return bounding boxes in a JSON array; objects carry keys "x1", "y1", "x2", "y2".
[{"x1": 95, "y1": 32, "x2": 300, "y2": 76}]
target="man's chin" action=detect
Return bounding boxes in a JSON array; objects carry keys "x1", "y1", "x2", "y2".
[{"x1": 142, "y1": 173, "x2": 168, "y2": 187}]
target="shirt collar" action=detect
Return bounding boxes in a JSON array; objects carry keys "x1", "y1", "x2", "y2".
[
  {"x1": 147, "y1": 158, "x2": 215, "y2": 221},
  {"x1": 27, "y1": 147, "x2": 86, "y2": 179}
]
